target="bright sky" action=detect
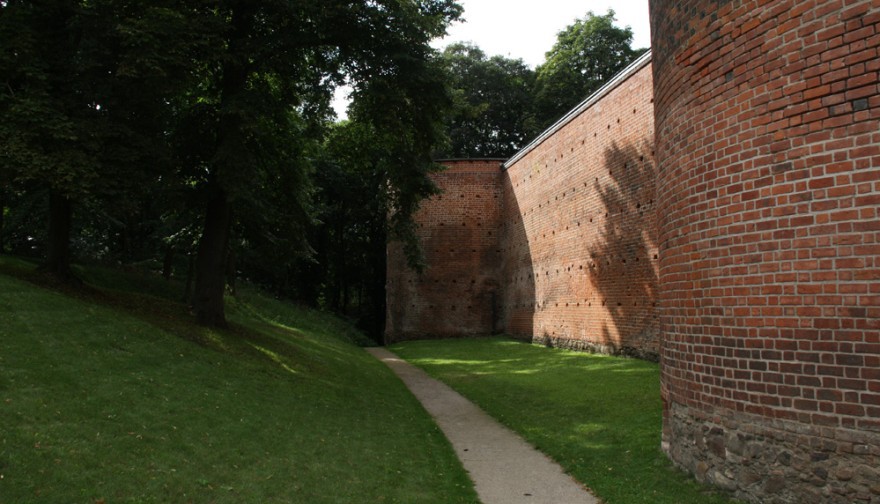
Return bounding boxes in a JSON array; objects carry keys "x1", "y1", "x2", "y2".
[
  {"x1": 333, "y1": 0, "x2": 651, "y2": 118},
  {"x1": 434, "y1": 0, "x2": 651, "y2": 68}
]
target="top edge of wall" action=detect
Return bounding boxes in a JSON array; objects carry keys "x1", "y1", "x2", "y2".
[
  {"x1": 434, "y1": 158, "x2": 509, "y2": 164},
  {"x1": 503, "y1": 50, "x2": 653, "y2": 169}
]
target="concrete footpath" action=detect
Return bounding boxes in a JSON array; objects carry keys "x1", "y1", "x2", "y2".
[{"x1": 366, "y1": 347, "x2": 599, "y2": 504}]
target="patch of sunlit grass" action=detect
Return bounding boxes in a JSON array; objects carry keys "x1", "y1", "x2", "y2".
[
  {"x1": 248, "y1": 342, "x2": 300, "y2": 376},
  {"x1": 392, "y1": 336, "x2": 738, "y2": 504}
]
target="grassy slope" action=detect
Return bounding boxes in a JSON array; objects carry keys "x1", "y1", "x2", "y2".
[
  {"x1": 0, "y1": 258, "x2": 477, "y2": 503},
  {"x1": 392, "y1": 337, "x2": 736, "y2": 504}
]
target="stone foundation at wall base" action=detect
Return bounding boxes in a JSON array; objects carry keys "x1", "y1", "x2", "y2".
[
  {"x1": 664, "y1": 402, "x2": 880, "y2": 504},
  {"x1": 531, "y1": 334, "x2": 660, "y2": 362}
]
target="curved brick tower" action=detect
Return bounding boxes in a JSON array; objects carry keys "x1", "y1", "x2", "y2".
[{"x1": 651, "y1": 0, "x2": 880, "y2": 502}]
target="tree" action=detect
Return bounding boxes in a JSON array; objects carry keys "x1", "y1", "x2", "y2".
[
  {"x1": 0, "y1": 1, "x2": 461, "y2": 329},
  {"x1": 303, "y1": 120, "x2": 398, "y2": 340},
  {"x1": 0, "y1": 1, "x2": 202, "y2": 279},
  {"x1": 533, "y1": 10, "x2": 647, "y2": 130},
  {"x1": 0, "y1": 1, "x2": 95, "y2": 278},
  {"x1": 183, "y1": 0, "x2": 462, "y2": 327},
  {"x1": 0, "y1": 190, "x2": 5, "y2": 253},
  {"x1": 346, "y1": 47, "x2": 455, "y2": 273},
  {"x1": 438, "y1": 43, "x2": 536, "y2": 158}
]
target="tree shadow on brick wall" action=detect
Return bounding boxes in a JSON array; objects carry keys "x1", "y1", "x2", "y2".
[{"x1": 587, "y1": 140, "x2": 659, "y2": 360}]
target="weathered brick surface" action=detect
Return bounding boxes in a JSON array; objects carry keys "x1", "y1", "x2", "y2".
[
  {"x1": 386, "y1": 59, "x2": 659, "y2": 358},
  {"x1": 500, "y1": 59, "x2": 659, "y2": 358},
  {"x1": 385, "y1": 159, "x2": 504, "y2": 342},
  {"x1": 652, "y1": 0, "x2": 880, "y2": 501}
]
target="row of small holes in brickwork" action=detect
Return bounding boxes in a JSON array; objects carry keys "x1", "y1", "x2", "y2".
[
  {"x1": 435, "y1": 194, "x2": 499, "y2": 199},
  {"x1": 420, "y1": 222, "x2": 486, "y2": 227},
  {"x1": 411, "y1": 304, "x2": 474, "y2": 310},
  {"x1": 432, "y1": 223, "x2": 494, "y2": 234},
  {"x1": 420, "y1": 223, "x2": 487, "y2": 228},
  {"x1": 425, "y1": 249, "x2": 501, "y2": 255},
  {"x1": 507, "y1": 301, "x2": 659, "y2": 308},
  {"x1": 519, "y1": 192, "x2": 653, "y2": 215},
  {"x1": 505, "y1": 255, "x2": 660, "y2": 275},
  {"x1": 407, "y1": 278, "x2": 502, "y2": 286},
  {"x1": 437, "y1": 248, "x2": 496, "y2": 253},
  {"x1": 513, "y1": 150, "x2": 653, "y2": 188}
]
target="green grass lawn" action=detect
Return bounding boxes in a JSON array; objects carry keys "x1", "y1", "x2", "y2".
[
  {"x1": 0, "y1": 257, "x2": 478, "y2": 503},
  {"x1": 391, "y1": 337, "x2": 737, "y2": 504}
]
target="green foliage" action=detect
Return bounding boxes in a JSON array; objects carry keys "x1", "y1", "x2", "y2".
[
  {"x1": 433, "y1": 12, "x2": 645, "y2": 157},
  {"x1": 0, "y1": 1, "x2": 647, "y2": 330},
  {"x1": 0, "y1": 259, "x2": 478, "y2": 502},
  {"x1": 533, "y1": 10, "x2": 647, "y2": 130},
  {"x1": 173, "y1": 0, "x2": 463, "y2": 325},
  {"x1": 0, "y1": 0, "x2": 463, "y2": 324},
  {"x1": 438, "y1": 43, "x2": 537, "y2": 158},
  {"x1": 392, "y1": 337, "x2": 738, "y2": 504},
  {"x1": 0, "y1": 0, "x2": 213, "y2": 276},
  {"x1": 290, "y1": 122, "x2": 393, "y2": 333},
  {"x1": 0, "y1": 1, "x2": 92, "y2": 199},
  {"x1": 0, "y1": 184, "x2": 45, "y2": 257},
  {"x1": 348, "y1": 55, "x2": 452, "y2": 271},
  {"x1": 0, "y1": 1, "x2": 194, "y2": 201}
]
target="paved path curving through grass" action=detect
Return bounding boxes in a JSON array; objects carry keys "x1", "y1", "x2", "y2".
[{"x1": 367, "y1": 347, "x2": 599, "y2": 504}]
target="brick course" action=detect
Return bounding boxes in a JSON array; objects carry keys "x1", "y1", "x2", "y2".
[
  {"x1": 500, "y1": 58, "x2": 659, "y2": 358},
  {"x1": 651, "y1": 0, "x2": 880, "y2": 501},
  {"x1": 385, "y1": 159, "x2": 505, "y2": 341},
  {"x1": 386, "y1": 58, "x2": 659, "y2": 358},
  {"x1": 387, "y1": 3, "x2": 879, "y2": 498}
]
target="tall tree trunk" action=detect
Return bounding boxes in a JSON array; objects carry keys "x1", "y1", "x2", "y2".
[
  {"x1": 225, "y1": 245, "x2": 237, "y2": 297},
  {"x1": 184, "y1": 251, "x2": 195, "y2": 303},
  {"x1": 42, "y1": 190, "x2": 76, "y2": 280},
  {"x1": 119, "y1": 218, "x2": 132, "y2": 262},
  {"x1": 192, "y1": 188, "x2": 232, "y2": 327},
  {"x1": 162, "y1": 244, "x2": 175, "y2": 280},
  {"x1": 338, "y1": 222, "x2": 347, "y2": 313},
  {"x1": 370, "y1": 221, "x2": 388, "y2": 344},
  {"x1": 190, "y1": 3, "x2": 250, "y2": 327},
  {"x1": 0, "y1": 189, "x2": 5, "y2": 254}
]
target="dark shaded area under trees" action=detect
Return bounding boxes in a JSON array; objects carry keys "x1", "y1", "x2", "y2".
[{"x1": 0, "y1": 0, "x2": 460, "y2": 338}]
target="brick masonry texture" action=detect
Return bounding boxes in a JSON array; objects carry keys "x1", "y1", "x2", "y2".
[
  {"x1": 651, "y1": 0, "x2": 880, "y2": 502},
  {"x1": 500, "y1": 60, "x2": 659, "y2": 359},
  {"x1": 385, "y1": 159, "x2": 505, "y2": 342},
  {"x1": 385, "y1": 60, "x2": 659, "y2": 358}
]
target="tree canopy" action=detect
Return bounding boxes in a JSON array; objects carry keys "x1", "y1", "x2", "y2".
[
  {"x1": 0, "y1": 3, "x2": 645, "y2": 337},
  {"x1": 437, "y1": 43, "x2": 536, "y2": 159},
  {"x1": 434, "y1": 11, "x2": 646, "y2": 158},
  {"x1": 0, "y1": 1, "x2": 197, "y2": 278},
  {"x1": 533, "y1": 10, "x2": 647, "y2": 131},
  {"x1": 1, "y1": 0, "x2": 462, "y2": 329}
]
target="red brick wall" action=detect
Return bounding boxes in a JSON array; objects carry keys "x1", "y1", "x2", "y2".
[
  {"x1": 500, "y1": 58, "x2": 659, "y2": 358},
  {"x1": 652, "y1": 0, "x2": 880, "y2": 501},
  {"x1": 385, "y1": 58, "x2": 659, "y2": 356},
  {"x1": 385, "y1": 159, "x2": 504, "y2": 342}
]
